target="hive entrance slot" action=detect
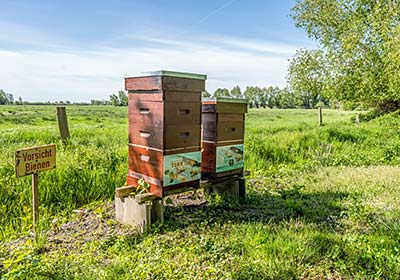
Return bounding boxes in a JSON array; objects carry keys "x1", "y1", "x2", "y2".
[
  {"x1": 227, "y1": 127, "x2": 236, "y2": 132},
  {"x1": 139, "y1": 131, "x2": 151, "y2": 138},
  {"x1": 178, "y1": 109, "x2": 190, "y2": 115},
  {"x1": 179, "y1": 132, "x2": 190, "y2": 138},
  {"x1": 139, "y1": 108, "x2": 151, "y2": 114},
  {"x1": 140, "y1": 155, "x2": 150, "y2": 162}
]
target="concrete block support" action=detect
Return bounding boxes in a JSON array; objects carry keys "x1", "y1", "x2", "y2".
[
  {"x1": 151, "y1": 199, "x2": 165, "y2": 224},
  {"x1": 207, "y1": 177, "x2": 246, "y2": 200},
  {"x1": 115, "y1": 196, "x2": 165, "y2": 233},
  {"x1": 115, "y1": 196, "x2": 152, "y2": 233},
  {"x1": 238, "y1": 177, "x2": 246, "y2": 200}
]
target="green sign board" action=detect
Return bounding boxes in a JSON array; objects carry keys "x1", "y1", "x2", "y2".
[
  {"x1": 163, "y1": 151, "x2": 201, "y2": 187},
  {"x1": 216, "y1": 144, "x2": 244, "y2": 173}
]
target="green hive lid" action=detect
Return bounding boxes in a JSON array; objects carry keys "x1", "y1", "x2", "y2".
[
  {"x1": 202, "y1": 97, "x2": 248, "y2": 104},
  {"x1": 125, "y1": 70, "x2": 207, "y2": 80}
]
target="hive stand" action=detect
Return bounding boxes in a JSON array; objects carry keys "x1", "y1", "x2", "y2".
[
  {"x1": 115, "y1": 174, "x2": 247, "y2": 233},
  {"x1": 204, "y1": 175, "x2": 246, "y2": 200}
]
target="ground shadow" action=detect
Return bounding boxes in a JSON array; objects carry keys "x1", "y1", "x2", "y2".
[{"x1": 161, "y1": 186, "x2": 349, "y2": 231}]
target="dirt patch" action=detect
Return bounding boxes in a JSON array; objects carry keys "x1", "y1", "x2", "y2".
[
  {"x1": 0, "y1": 190, "x2": 210, "y2": 255},
  {"x1": 46, "y1": 200, "x2": 137, "y2": 251}
]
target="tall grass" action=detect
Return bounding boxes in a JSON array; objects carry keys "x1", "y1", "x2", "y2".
[
  {"x1": 245, "y1": 109, "x2": 400, "y2": 175},
  {"x1": 0, "y1": 106, "x2": 128, "y2": 238}
]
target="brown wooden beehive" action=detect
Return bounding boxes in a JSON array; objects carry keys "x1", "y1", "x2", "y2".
[
  {"x1": 125, "y1": 71, "x2": 206, "y2": 197},
  {"x1": 201, "y1": 97, "x2": 248, "y2": 178}
]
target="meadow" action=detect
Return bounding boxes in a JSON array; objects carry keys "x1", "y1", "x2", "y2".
[{"x1": 1, "y1": 105, "x2": 400, "y2": 279}]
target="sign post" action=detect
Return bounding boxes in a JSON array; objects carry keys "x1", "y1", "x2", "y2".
[
  {"x1": 15, "y1": 144, "x2": 56, "y2": 234},
  {"x1": 32, "y1": 173, "x2": 39, "y2": 231}
]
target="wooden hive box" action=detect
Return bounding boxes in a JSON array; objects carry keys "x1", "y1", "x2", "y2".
[
  {"x1": 125, "y1": 71, "x2": 206, "y2": 197},
  {"x1": 201, "y1": 97, "x2": 248, "y2": 178}
]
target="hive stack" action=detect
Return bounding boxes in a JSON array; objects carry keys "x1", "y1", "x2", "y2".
[
  {"x1": 125, "y1": 71, "x2": 206, "y2": 197},
  {"x1": 201, "y1": 97, "x2": 248, "y2": 178}
]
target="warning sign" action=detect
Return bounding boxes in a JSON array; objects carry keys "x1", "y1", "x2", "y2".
[{"x1": 15, "y1": 144, "x2": 56, "y2": 177}]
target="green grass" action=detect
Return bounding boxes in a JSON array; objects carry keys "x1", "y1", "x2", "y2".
[
  {"x1": 1, "y1": 106, "x2": 400, "y2": 279},
  {"x1": 0, "y1": 105, "x2": 128, "y2": 237}
]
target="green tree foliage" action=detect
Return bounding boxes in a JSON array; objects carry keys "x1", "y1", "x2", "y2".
[
  {"x1": 109, "y1": 91, "x2": 128, "y2": 106},
  {"x1": 0, "y1": 90, "x2": 14, "y2": 105},
  {"x1": 213, "y1": 85, "x2": 330, "y2": 109},
  {"x1": 202, "y1": 91, "x2": 211, "y2": 98},
  {"x1": 277, "y1": 87, "x2": 298, "y2": 109},
  {"x1": 244, "y1": 86, "x2": 264, "y2": 108},
  {"x1": 287, "y1": 49, "x2": 328, "y2": 109},
  {"x1": 230, "y1": 86, "x2": 242, "y2": 98},
  {"x1": 213, "y1": 88, "x2": 230, "y2": 97},
  {"x1": 291, "y1": 0, "x2": 400, "y2": 111},
  {"x1": 91, "y1": 99, "x2": 109, "y2": 105}
]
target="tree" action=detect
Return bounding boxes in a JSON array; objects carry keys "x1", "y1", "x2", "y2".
[
  {"x1": 277, "y1": 87, "x2": 297, "y2": 109},
  {"x1": 213, "y1": 88, "x2": 230, "y2": 98},
  {"x1": 243, "y1": 86, "x2": 263, "y2": 108},
  {"x1": 291, "y1": 0, "x2": 400, "y2": 111},
  {"x1": 109, "y1": 94, "x2": 119, "y2": 106},
  {"x1": 230, "y1": 86, "x2": 242, "y2": 98},
  {"x1": 91, "y1": 99, "x2": 109, "y2": 105},
  {"x1": 0, "y1": 90, "x2": 14, "y2": 105},
  {"x1": 287, "y1": 49, "x2": 328, "y2": 109},
  {"x1": 118, "y1": 91, "x2": 128, "y2": 106},
  {"x1": 202, "y1": 91, "x2": 211, "y2": 98},
  {"x1": 109, "y1": 91, "x2": 128, "y2": 106}
]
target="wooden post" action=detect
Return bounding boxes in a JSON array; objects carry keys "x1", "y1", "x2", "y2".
[
  {"x1": 56, "y1": 107, "x2": 70, "y2": 141},
  {"x1": 32, "y1": 173, "x2": 39, "y2": 233},
  {"x1": 318, "y1": 107, "x2": 323, "y2": 127},
  {"x1": 355, "y1": 113, "x2": 360, "y2": 126}
]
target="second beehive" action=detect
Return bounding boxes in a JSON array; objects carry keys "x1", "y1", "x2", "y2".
[{"x1": 201, "y1": 97, "x2": 248, "y2": 178}]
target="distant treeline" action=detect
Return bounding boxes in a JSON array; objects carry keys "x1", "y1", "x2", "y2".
[
  {"x1": 1, "y1": 87, "x2": 333, "y2": 109},
  {"x1": 91, "y1": 87, "x2": 333, "y2": 109},
  {"x1": 0, "y1": 89, "x2": 127, "y2": 106},
  {"x1": 205, "y1": 86, "x2": 330, "y2": 109}
]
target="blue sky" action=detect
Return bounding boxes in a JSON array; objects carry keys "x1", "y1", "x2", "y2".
[{"x1": 0, "y1": 0, "x2": 314, "y2": 102}]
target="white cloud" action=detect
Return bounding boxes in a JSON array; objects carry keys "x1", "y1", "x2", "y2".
[{"x1": 0, "y1": 35, "x2": 301, "y2": 102}]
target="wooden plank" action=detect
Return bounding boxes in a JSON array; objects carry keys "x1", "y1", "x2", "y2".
[
  {"x1": 135, "y1": 193, "x2": 159, "y2": 203},
  {"x1": 115, "y1": 185, "x2": 136, "y2": 198},
  {"x1": 115, "y1": 185, "x2": 159, "y2": 202},
  {"x1": 163, "y1": 186, "x2": 198, "y2": 196}
]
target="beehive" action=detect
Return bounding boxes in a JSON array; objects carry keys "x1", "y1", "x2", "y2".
[
  {"x1": 201, "y1": 97, "x2": 248, "y2": 178},
  {"x1": 125, "y1": 71, "x2": 206, "y2": 197}
]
